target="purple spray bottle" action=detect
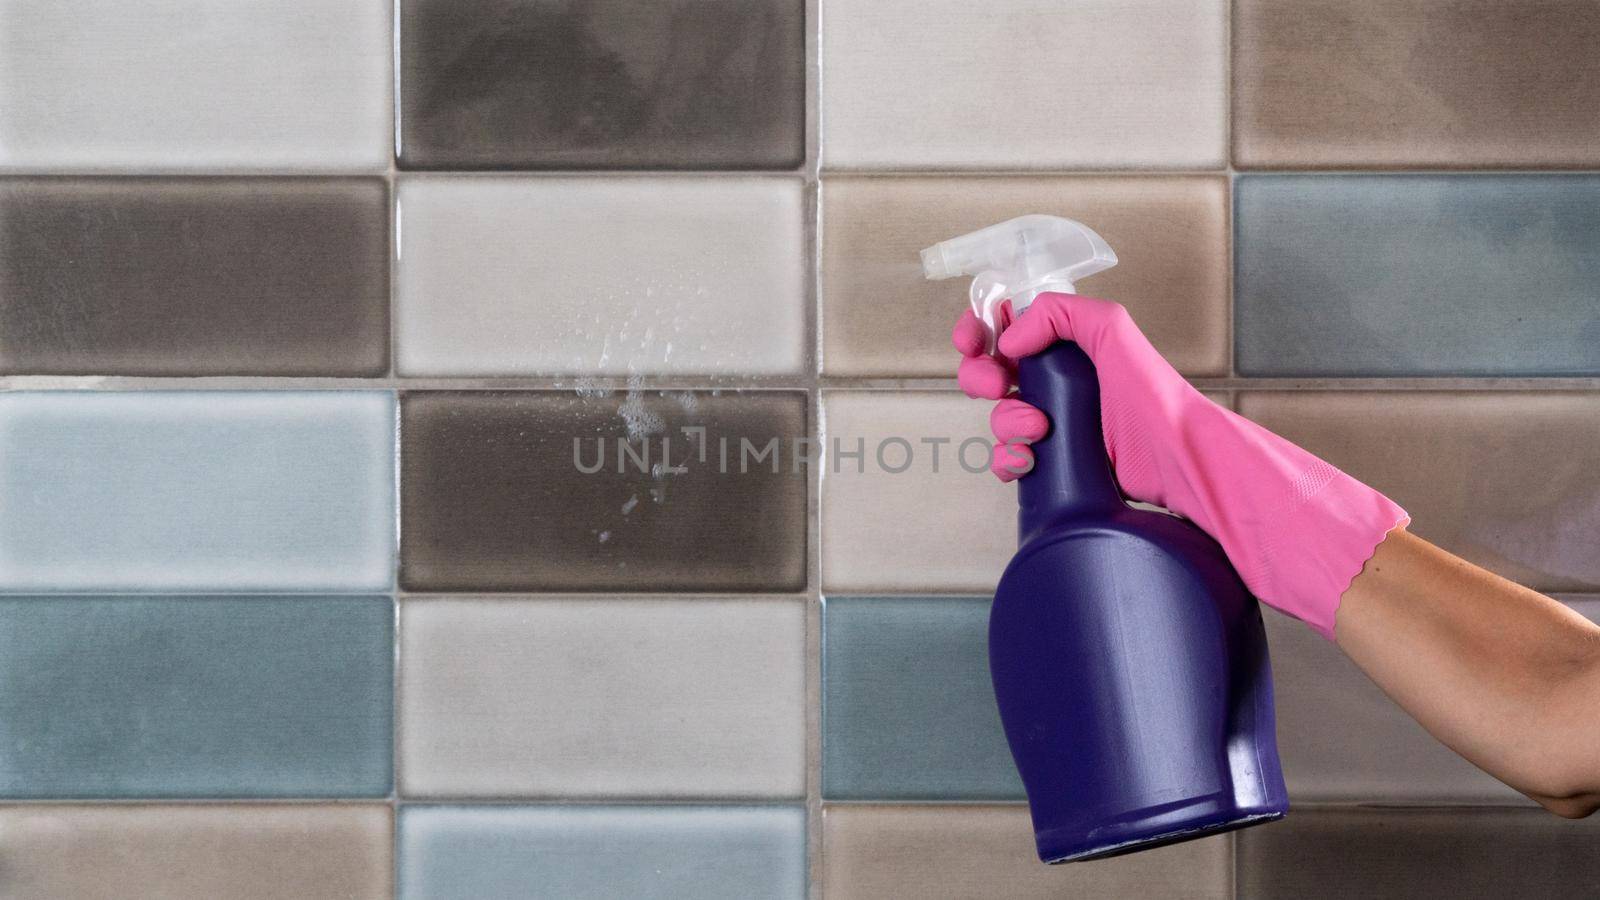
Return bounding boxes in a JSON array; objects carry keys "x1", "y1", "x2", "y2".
[{"x1": 922, "y1": 216, "x2": 1288, "y2": 862}]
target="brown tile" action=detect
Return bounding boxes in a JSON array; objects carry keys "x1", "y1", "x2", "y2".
[
  {"x1": 400, "y1": 391, "x2": 807, "y2": 592},
  {"x1": 0, "y1": 804, "x2": 391, "y2": 900},
  {"x1": 1236, "y1": 807, "x2": 1600, "y2": 898},
  {"x1": 398, "y1": 0, "x2": 805, "y2": 169},
  {"x1": 0, "y1": 178, "x2": 389, "y2": 376},
  {"x1": 822, "y1": 805, "x2": 1231, "y2": 900},
  {"x1": 1233, "y1": 0, "x2": 1600, "y2": 168},
  {"x1": 1238, "y1": 392, "x2": 1600, "y2": 593},
  {"x1": 821, "y1": 176, "x2": 1230, "y2": 377}
]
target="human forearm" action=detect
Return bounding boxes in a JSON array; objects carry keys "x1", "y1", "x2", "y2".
[{"x1": 1336, "y1": 528, "x2": 1600, "y2": 816}]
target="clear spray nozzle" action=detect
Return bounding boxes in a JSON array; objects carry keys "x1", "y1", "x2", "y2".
[{"x1": 920, "y1": 215, "x2": 1117, "y2": 352}]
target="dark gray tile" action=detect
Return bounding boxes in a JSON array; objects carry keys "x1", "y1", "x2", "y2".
[
  {"x1": 1235, "y1": 175, "x2": 1600, "y2": 376},
  {"x1": 0, "y1": 596, "x2": 393, "y2": 799},
  {"x1": 397, "y1": 0, "x2": 805, "y2": 169},
  {"x1": 398, "y1": 805, "x2": 807, "y2": 900},
  {"x1": 0, "y1": 179, "x2": 389, "y2": 376},
  {"x1": 1236, "y1": 807, "x2": 1600, "y2": 899},
  {"x1": 821, "y1": 596, "x2": 1022, "y2": 800},
  {"x1": 399, "y1": 391, "x2": 807, "y2": 592}
]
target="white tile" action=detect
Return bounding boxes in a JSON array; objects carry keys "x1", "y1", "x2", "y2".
[
  {"x1": 821, "y1": 392, "x2": 1015, "y2": 593},
  {"x1": 398, "y1": 598, "x2": 808, "y2": 798},
  {"x1": 394, "y1": 177, "x2": 807, "y2": 377},
  {"x1": 820, "y1": 0, "x2": 1227, "y2": 170},
  {"x1": 0, "y1": 0, "x2": 390, "y2": 171}
]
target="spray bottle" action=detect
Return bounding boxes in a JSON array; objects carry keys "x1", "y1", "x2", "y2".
[{"x1": 922, "y1": 215, "x2": 1288, "y2": 862}]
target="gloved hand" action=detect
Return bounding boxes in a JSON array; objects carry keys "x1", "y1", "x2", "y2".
[{"x1": 954, "y1": 292, "x2": 1409, "y2": 640}]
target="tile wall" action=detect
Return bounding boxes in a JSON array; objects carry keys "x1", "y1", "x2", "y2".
[{"x1": 0, "y1": 0, "x2": 1597, "y2": 897}]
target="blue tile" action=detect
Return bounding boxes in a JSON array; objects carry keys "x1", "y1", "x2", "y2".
[
  {"x1": 0, "y1": 595, "x2": 393, "y2": 798},
  {"x1": 821, "y1": 596, "x2": 1023, "y2": 800},
  {"x1": 1235, "y1": 175, "x2": 1600, "y2": 376},
  {"x1": 0, "y1": 392, "x2": 395, "y2": 592},
  {"x1": 397, "y1": 805, "x2": 806, "y2": 900}
]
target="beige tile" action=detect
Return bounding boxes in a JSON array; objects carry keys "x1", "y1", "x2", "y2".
[
  {"x1": 1238, "y1": 392, "x2": 1600, "y2": 593},
  {"x1": 395, "y1": 176, "x2": 806, "y2": 376},
  {"x1": 821, "y1": 0, "x2": 1227, "y2": 170},
  {"x1": 821, "y1": 176, "x2": 1230, "y2": 377},
  {"x1": 821, "y1": 805, "x2": 1231, "y2": 899},
  {"x1": 398, "y1": 598, "x2": 807, "y2": 799},
  {"x1": 821, "y1": 392, "x2": 1014, "y2": 593},
  {"x1": 0, "y1": 804, "x2": 391, "y2": 900},
  {"x1": 1234, "y1": 0, "x2": 1600, "y2": 168}
]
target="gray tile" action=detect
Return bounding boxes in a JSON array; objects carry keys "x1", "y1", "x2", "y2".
[
  {"x1": 399, "y1": 598, "x2": 806, "y2": 799},
  {"x1": 822, "y1": 597, "x2": 1022, "y2": 800},
  {"x1": 394, "y1": 177, "x2": 805, "y2": 376},
  {"x1": 1236, "y1": 807, "x2": 1600, "y2": 899},
  {"x1": 1237, "y1": 392, "x2": 1600, "y2": 594},
  {"x1": 1236, "y1": 175, "x2": 1600, "y2": 376},
  {"x1": 823, "y1": 805, "x2": 1231, "y2": 900},
  {"x1": 0, "y1": 596, "x2": 393, "y2": 798},
  {"x1": 0, "y1": 392, "x2": 396, "y2": 592},
  {"x1": 0, "y1": 0, "x2": 391, "y2": 172},
  {"x1": 398, "y1": 805, "x2": 807, "y2": 900},
  {"x1": 0, "y1": 179, "x2": 389, "y2": 376},
  {"x1": 400, "y1": 391, "x2": 807, "y2": 593},
  {"x1": 1234, "y1": 0, "x2": 1600, "y2": 168},
  {"x1": 398, "y1": 0, "x2": 805, "y2": 169},
  {"x1": 0, "y1": 804, "x2": 392, "y2": 900}
]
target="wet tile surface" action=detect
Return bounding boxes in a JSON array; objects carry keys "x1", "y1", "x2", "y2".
[
  {"x1": 822, "y1": 597, "x2": 1020, "y2": 800},
  {"x1": 1237, "y1": 392, "x2": 1600, "y2": 593},
  {"x1": 1233, "y1": 0, "x2": 1600, "y2": 168},
  {"x1": 0, "y1": 392, "x2": 395, "y2": 592},
  {"x1": 1236, "y1": 807, "x2": 1600, "y2": 898},
  {"x1": 400, "y1": 598, "x2": 806, "y2": 798},
  {"x1": 821, "y1": 176, "x2": 1230, "y2": 377},
  {"x1": 400, "y1": 391, "x2": 807, "y2": 593},
  {"x1": 0, "y1": 596, "x2": 392, "y2": 798},
  {"x1": 0, "y1": 804, "x2": 392, "y2": 900},
  {"x1": 0, "y1": 179, "x2": 389, "y2": 376},
  {"x1": 399, "y1": 805, "x2": 807, "y2": 900},
  {"x1": 0, "y1": 0, "x2": 390, "y2": 171},
  {"x1": 821, "y1": 0, "x2": 1226, "y2": 169},
  {"x1": 822, "y1": 805, "x2": 1231, "y2": 899},
  {"x1": 821, "y1": 392, "x2": 1013, "y2": 593},
  {"x1": 395, "y1": 177, "x2": 805, "y2": 376},
  {"x1": 398, "y1": 0, "x2": 804, "y2": 169},
  {"x1": 1235, "y1": 175, "x2": 1600, "y2": 376}
]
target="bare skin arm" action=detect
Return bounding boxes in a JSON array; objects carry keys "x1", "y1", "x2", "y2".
[{"x1": 1337, "y1": 527, "x2": 1600, "y2": 817}]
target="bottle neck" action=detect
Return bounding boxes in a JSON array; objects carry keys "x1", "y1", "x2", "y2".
[{"x1": 1015, "y1": 341, "x2": 1124, "y2": 539}]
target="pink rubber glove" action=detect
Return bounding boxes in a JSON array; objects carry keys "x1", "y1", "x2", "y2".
[{"x1": 954, "y1": 292, "x2": 1409, "y2": 640}]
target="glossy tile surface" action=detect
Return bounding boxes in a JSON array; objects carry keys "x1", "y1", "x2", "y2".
[
  {"x1": 1266, "y1": 602, "x2": 1600, "y2": 803},
  {"x1": 821, "y1": 392, "x2": 1013, "y2": 593},
  {"x1": 399, "y1": 598, "x2": 806, "y2": 798},
  {"x1": 0, "y1": 392, "x2": 395, "y2": 592},
  {"x1": 400, "y1": 391, "x2": 806, "y2": 592},
  {"x1": 0, "y1": 179, "x2": 389, "y2": 376},
  {"x1": 822, "y1": 806, "x2": 1231, "y2": 899},
  {"x1": 1234, "y1": 0, "x2": 1600, "y2": 168},
  {"x1": 1235, "y1": 175, "x2": 1600, "y2": 376},
  {"x1": 399, "y1": 806, "x2": 806, "y2": 900},
  {"x1": 1236, "y1": 807, "x2": 1600, "y2": 898},
  {"x1": 395, "y1": 177, "x2": 805, "y2": 376},
  {"x1": 0, "y1": 804, "x2": 392, "y2": 900},
  {"x1": 0, "y1": 596, "x2": 392, "y2": 798},
  {"x1": 398, "y1": 0, "x2": 804, "y2": 169},
  {"x1": 821, "y1": 176, "x2": 1230, "y2": 376},
  {"x1": 822, "y1": 597, "x2": 1020, "y2": 800},
  {"x1": 1238, "y1": 392, "x2": 1600, "y2": 593},
  {"x1": 0, "y1": 0, "x2": 389, "y2": 171},
  {"x1": 821, "y1": 0, "x2": 1226, "y2": 169}
]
